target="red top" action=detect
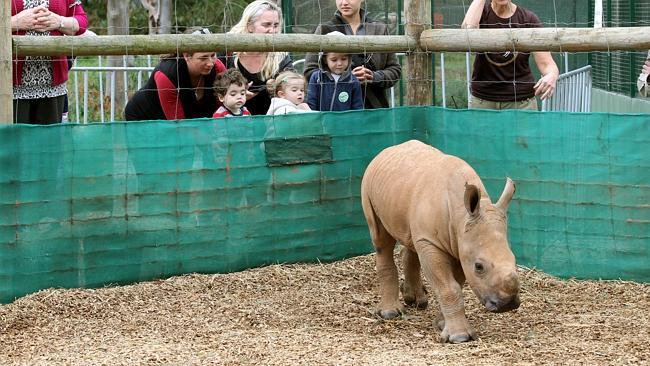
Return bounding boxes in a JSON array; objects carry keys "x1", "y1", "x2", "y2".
[
  {"x1": 154, "y1": 59, "x2": 226, "y2": 119},
  {"x1": 212, "y1": 106, "x2": 251, "y2": 118},
  {"x1": 12, "y1": 0, "x2": 89, "y2": 86}
]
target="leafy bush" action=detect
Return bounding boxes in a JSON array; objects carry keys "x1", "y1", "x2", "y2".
[{"x1": 83, "y1": 0, "x2": 252, "y2": 35}]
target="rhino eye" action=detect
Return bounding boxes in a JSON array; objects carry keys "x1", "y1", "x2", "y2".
[{"x1": 474, "y1": 262, "x2": 485, "y2": 274}]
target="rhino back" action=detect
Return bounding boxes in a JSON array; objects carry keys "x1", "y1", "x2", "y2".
[{"x1": 362, "y1": 140, "x2": 485, "y2": 248}]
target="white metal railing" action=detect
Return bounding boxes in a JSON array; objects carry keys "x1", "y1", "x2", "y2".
[
  {"x1": 541, "y1": 65, "x2": 592, "y2": 112},
  {"x1": 68, "y1": 56, "x2": 155, "y2": 123}
]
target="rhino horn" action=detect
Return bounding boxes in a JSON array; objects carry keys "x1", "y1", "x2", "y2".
[
  {"x1": 464, "y1": 183, "x2": 481, "y2": 217},
  {"x1": 495, "y1": 177, "x2": 516, "y2": 212}
]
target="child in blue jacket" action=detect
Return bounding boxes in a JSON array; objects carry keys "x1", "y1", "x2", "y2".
[{"x1": 307, "y1": 33, "x2": 364, "y2": 111}]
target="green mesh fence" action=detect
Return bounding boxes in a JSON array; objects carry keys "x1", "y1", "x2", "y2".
[{"x1": 1, "y1": 107, "x2": 648, "y2": 303}]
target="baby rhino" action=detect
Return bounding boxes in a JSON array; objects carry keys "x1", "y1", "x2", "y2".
[{"x1": 361, "y1": 140, "x2": 520, "y2": 343}]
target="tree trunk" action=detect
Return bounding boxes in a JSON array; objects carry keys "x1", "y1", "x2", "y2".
[
  {"x1": 140, "y1": 0, "x2": 159, "y2": 35},
  {"x1": 405, "y1": 0, "x2": 432, "y2": 106},
  {"x1": 159, "y1": 0, "x2": 172, "y2": 34},
  {"x1": 107, "y1": 0, "x2": 129, "y2": 121}
]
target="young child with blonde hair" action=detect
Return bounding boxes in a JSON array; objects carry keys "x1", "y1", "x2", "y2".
[{"x1": 266, "y1": 71, "x2": 313, "y2": 115}]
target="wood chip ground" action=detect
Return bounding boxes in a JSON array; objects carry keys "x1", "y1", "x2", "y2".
[{"x1": 1, "y1": 254, "x2": 648, "y2": 365}]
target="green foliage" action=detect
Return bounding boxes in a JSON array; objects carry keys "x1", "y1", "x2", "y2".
[{"x1": 82, "y1": 0, "x2": 252, "y2": 35}]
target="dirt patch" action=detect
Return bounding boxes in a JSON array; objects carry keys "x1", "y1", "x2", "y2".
[{"x1": 1, "y1": 254, "x2": 648, "y2": 365}]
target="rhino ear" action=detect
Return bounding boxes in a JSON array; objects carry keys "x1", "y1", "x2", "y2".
[
  {"x1": 464, "y1": 184, "x2": 481, "y2": 217},
  {"x1": 495, "y1": 177, "x2": 516, "y2": 212}
]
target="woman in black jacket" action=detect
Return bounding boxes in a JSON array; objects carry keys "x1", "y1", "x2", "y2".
[
  {"x1": 124, "y1": 28, "x2": 226, "y2": 121},
  {"x1": 304, "y1": 0, "x2": 402, "y2": 109}
]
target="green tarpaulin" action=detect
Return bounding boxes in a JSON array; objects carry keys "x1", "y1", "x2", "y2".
[{"x1": 1, "y1": 107, "x2": 648, "y2": 303}]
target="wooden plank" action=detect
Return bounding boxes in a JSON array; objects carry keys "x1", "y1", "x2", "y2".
[
  {"x1": 12, "y1": 33, "x2": 418, "y2": 56},
  {"x1": 0, "y1": 0, "x2": 13, "y2": 124},
  {"x1": 421, "y1": 27, "x2": 650, "y2": 52},
  {"x1": 12, "y1": 27, "x2": 650, "y2": 58}
]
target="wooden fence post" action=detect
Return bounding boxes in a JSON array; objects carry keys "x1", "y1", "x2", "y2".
[
  {"x1": 405, "y1": 0, "x2": 432, "y2": 106},
  {"x1": 1, "y1": 0, "x2": 13, "y2": 124}
]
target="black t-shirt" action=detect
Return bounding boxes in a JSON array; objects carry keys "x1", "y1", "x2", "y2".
[{"x1": 471, "y1": 4, "x2": 542, "y2": 102}]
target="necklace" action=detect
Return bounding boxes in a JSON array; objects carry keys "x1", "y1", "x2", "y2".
[
  {"x1": 485, "y1": 3, "x2": 518, "y2": 67},
  {"x1": 194, "y1": 77, "x2": 204, "y2": 99}
]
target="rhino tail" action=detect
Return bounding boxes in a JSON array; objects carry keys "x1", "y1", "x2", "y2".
[{"x1": 361, "y1": 191, "x2": 394, "y2": 251}]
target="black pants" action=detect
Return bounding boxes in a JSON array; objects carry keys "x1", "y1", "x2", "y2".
[{"x1": 13, "y1": 95, "x2": 66, "y2": 125}]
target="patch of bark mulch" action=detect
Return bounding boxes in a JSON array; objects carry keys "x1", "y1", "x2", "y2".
[{"x1": 1, "y1": 254, "x2": 648, "y2": 365}]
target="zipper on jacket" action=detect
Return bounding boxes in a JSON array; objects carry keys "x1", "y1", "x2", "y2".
[{"x1": 329, "y1": 78, "x2": 338, "y2": 111}]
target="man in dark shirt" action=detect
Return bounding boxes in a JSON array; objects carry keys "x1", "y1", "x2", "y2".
[{"x1": 462, "y1": 0, "x2": 559, "y2": 110}]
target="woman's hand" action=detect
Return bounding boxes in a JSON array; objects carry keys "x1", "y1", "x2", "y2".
[
  {"x1": 12, "y1": 6, "x2": 47, "y2": 32},
  {"x1": 33, "y1": 9, "x2": 62, "y2": 32},
  {"x1": 352, "y1": 66, "x2": 374, "y2": 83},
  {"x1": 246, "y1": 82, "x2": 259, "y2": 100},
  {"x1": 533, "y1": 72, "x2": 558, "y2": 100}
]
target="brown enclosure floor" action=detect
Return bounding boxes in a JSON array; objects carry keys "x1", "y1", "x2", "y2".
[{"x1": 1, "y1": 254, "x2": 648, "y2": 365}]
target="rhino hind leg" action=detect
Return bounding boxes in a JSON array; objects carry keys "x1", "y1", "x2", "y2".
[
  {"x1": 374, "y1": 229, "x2": 404, "y2": 320},
  {"x1": 362, "y1": 203, "x2": 403, "y2": 319},
  {"x1": 400, "y1": 247, "x2": 428, "y2": 309}
]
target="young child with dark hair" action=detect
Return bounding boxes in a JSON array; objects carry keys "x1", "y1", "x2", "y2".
[
  {"x1": 307, "y1": 32, "x2": 363, "y2": 112},
  {"x1": 213, "y1": 69, "x2": 251, "y2": 118}
]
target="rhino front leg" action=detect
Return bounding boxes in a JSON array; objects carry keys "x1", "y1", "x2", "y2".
[
  {"x1": 400, "y1": 246, "x2": 428, "y2": 309},
  {"x1": 414, "y1": 240, "x2": 477, "y2": 343}
]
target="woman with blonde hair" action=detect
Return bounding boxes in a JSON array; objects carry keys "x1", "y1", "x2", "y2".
[{"x1": 220, "y1": 0, "x2": 294, "y2": 115}]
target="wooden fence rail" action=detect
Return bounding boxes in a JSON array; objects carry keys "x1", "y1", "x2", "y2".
[
  {"x1": 421, "y1": 27, "x2": 650, "y2": 52},
  {"x1": 10, "y1": 27, "x2": 650, "y2": 57}
]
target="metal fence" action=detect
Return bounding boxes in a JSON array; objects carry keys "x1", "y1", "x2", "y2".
[
  {"x1": 541, "y1": 65, "x2": 593, "y2": 112},
  {"x1": 67, "y1": 56, "x2": 155, "y2": 124}
]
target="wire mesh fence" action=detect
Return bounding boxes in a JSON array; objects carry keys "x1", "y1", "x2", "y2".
[{"x1": 53, "y1": 0, "x2": 650, "y2": 123}]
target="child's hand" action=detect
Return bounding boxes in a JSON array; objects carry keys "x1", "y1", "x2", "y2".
[{"x1": 296, "y1": 103, "x2": 311, "y2": 111}]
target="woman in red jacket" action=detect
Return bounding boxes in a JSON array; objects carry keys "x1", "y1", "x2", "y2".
[
  {"x1": 11, "y1": 0, "x2": 88, "y2": 124},
  {"x1": 124, "y1": 28, "x2": 227, "y2": 121}
]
